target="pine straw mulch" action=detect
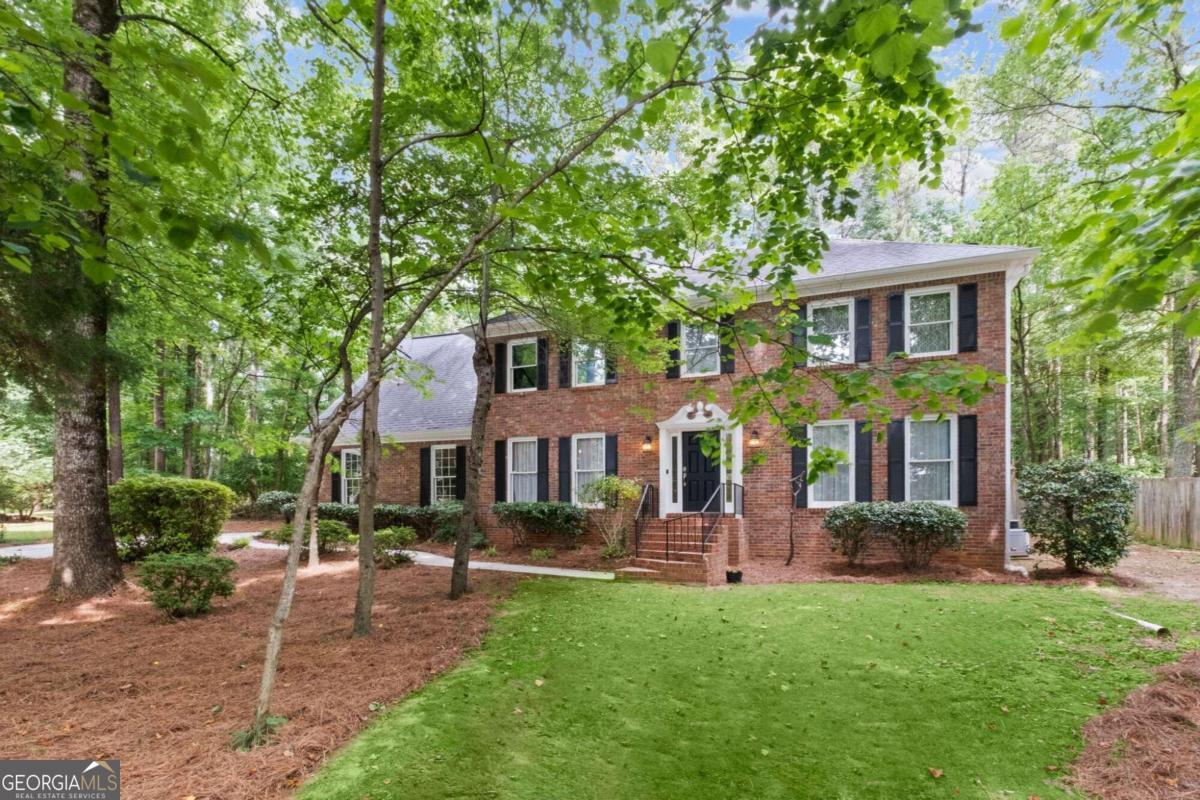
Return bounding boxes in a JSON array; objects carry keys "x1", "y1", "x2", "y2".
[
  {"x1": 222, "y1": 518, "x2": 279, "y2": 534},
  {"x1": 1071, "y1": 651, "x2": 1200, "y2": 799},
  {"x1": 737, "y1": 557, "x2": 1142, "y2": 588},
  {"x1": 0, "y1": 549, "x2": 515, "y2": 800},
  {"x1": 411, "y1": 540, "x2": 628, "y2": 571}
]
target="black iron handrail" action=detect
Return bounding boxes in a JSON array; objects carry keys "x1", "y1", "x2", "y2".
[
  {"x1": 663, "y1": 481, "x2": 743, "y2": 561},
  {"x1": 633, "y1": 482, "x2": 656, "y2": 558}
]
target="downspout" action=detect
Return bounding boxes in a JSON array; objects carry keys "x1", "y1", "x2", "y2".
[{"x1": 1004, "y1": 259, "x2": 1034, "y2": 576}]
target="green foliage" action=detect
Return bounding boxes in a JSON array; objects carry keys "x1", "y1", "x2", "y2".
[
  {"x1": 137, "y1": 552, "x2": 236, "y2": 617},
  {"x1": 823, "y1": 501, "x2": 967, "y2": 569},
  {"x1": 227, "y1": 537, "x2": 250, "y2": 551},
  {"x1": 110, "y1": 476, "x2": 235, "y2": 561},
  {"x1": 1020, "y1": 459, "x2": 1136, "y2": 571},
  {"x1": 492, "y1": 502, "x2": 587, "y2": 541},
  {"x1": 266, "y1": 519, "x2": 352, "y2": 555},
  {"x1": 529, "y1": 547, "x2": 556, "y2": 561},
  {"x1": 578, "y1": 475, "x2": 641, "y2": 552},
  {"x1": 377, "y1": 503, "x2": 463, "y2": 540},
  {"x1": 600, "y1": 543, "x2": 628, "y2": 560},
  {"x1": 374, "y1": 526, "x2": 417, "y2": 569},
  {"x1": 254, "y1": 491, "x2": 297, "y2": 519}
]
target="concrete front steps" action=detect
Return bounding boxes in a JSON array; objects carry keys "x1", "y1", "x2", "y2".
[{"x1": 614, "y1": 518, "x2": 733, "y2": 585}]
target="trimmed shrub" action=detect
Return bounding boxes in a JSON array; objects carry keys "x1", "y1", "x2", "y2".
[
  {"x1": 492, "y1": 501, "x2": 587, "y2": 542},
  {"x1": 111, "y1": 476, "x2": 236, "y2": 561},
  {"x1": 529, "y1": 547, "x2": 556, "y2": 561},
  {"x1": 823, "y1": 501, "x2": 967, "y2": 569},
  {"x1": 138, "y1": 552, "x2": 236, "y2": 617},
  {"x1": 821, "y1": 503, "x2": 879, "y2": 565},
  {"x1": 280, "y1": 501, "x2": 463, "y2": 539},
  {"x1": 266, "y1": 519, "x2": 353, "y2": 554},
  {"x1": 1020, "y1": 459, "x2": 1135, "y2": 572},
  {"x1": 255, "y1": 491, "x2": 297, "y2": 519},
  {"x1": 579, "y1": 476, "x2": 641, "y2": 554},
  {"x1": 374, "y1": 526, "x2": 417, "y2": 568}
]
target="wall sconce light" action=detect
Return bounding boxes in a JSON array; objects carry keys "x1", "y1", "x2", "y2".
[
  {"x1": 749, "y1": 430, "x2": 762, "y2": 448},
  {"x1": 642, "y1": 435, "x2": 653, "y2": 452}
]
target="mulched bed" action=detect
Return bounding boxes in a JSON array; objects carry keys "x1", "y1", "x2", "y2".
[
  {"x1": 0, "y1": 549, "x2": 514, "y2": 800},
  {"x1": 738, "y1": 557, "x2": 1142, "y2": 588},
  {"x1": 413, "y1": 540, "x2": 628, "y2": 571},
  {"x1": 1071, "y1": 651, "x2": 1200, "y2": 799},
  {"x1": 223, "y1": 518, "x2": 279, "y2": 533}
]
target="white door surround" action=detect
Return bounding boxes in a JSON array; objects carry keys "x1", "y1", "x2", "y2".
[{"x1": 656, "y1": 401, "x2": 743, "y2": 517}]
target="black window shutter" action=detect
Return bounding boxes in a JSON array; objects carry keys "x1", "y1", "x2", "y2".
[
  {"x1": 959, "y1": 415, "x2": 978, "y2": 506},
  {"x1": 455, "y1": 445, "x2": 467, "y2": 500},
  {"x1": 665, "y1": 321, "x2": 680, "y2": 378},
  {"x1": 958, "y1": 283, "x2": 978, "y2": 353},
  {"x1": 536, "y1": 338, "x2": 549, "y2": 390},
  {"x1": 558, "y1": 437, "x2": 571, "y2": 502},
  {"x1": 791, "y1": 444, "x2": 807, "y2": 508},
  {"x1": 605, "y1": 349, "x2": 618, "y2": 384},
  {"x1": 494, "y1": 439, "x2": 506, "y2": 502},
  {"x1": 854, "y1": 297, "x2": 871, "y2": 363},
  {"x1": 494, "y1": 343, "x2": 507, "y2": 394},
  {"x1": 855, "y1": 421, "x2": 872, "y2": 501},
  {"x1": 331, "y1": 452, "x2": 342, "y2": 503},
  {"x1": 719, "y1": 314, "x2": 735, "y2": 374},
  {"x1": 419, "y1": 446, "x2": 431, "y2": 506},
  {"x1": 887, "y1": 420, "x2": 905, "y2": 501},
  {"x1": 536, "y1": 437, "x2": 550, "y2": 501},
  {"x1": 887, "y1": 293, "x2": 905, "y2": 355},
  {"x1": 792, "y1": 305, "x2": 807, "y2": 368},
  {"x1": 558, "y1": 340, "x2": 571, "y2": 387},
  {"x1": 605, "y1": 434, "x2": 618, "y2": 475}
]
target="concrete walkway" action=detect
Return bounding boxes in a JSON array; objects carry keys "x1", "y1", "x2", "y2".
[{"x1": 0, "y1": 535, "x2": 615, "y2": 581}]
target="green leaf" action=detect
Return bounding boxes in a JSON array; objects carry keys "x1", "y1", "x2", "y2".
[
  {"x1": 852, "y1": 5, "x2": 899, "y2": 46},
  {"x1": 644, "y1": 37, "x2": 678, "y2": 76},
  {"x1": 81, "y1": 257, "x2": 116, "y2": 283},
  {"x1": 870, "y1": 34, "x2": 917, "y2": 78},
  {"x1": 167, "y1": 221, "x2": 200, "y2": 250},
  {"x1": 999, "y1": 13, "x2": 1026, "y2": 39},
  {"x1": 909, "y1": 0, "x2": 943, "y2": 24},
  {"x1": 64, "y1": 183, "x2": 101, "y2": 212},
  {"x1": 4, "y1": 254, "x2": 30, "y2": 272},
  {"x1": 589, "y1": 0, "x2": 619, "y2": 23},
  {"x1": 1025, "y1": 28, "x2": 1052, "y2": 57},
  {"x1": 2, "y1": 240, "x2": 30, "y2": 255}
]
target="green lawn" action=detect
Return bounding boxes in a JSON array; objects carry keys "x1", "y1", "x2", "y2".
[
  {"x1": 301, "y1": 579, "x2": 1199, "y2": 800},
  {"x1": 0, "y1": 521, "x2": 52, "y2": 545}
]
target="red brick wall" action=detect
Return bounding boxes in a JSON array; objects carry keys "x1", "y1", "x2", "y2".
[{"x1": 351, "y1": 270, "x2": 1011, "y2": 568}]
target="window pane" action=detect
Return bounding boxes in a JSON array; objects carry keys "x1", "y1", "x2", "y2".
[
  {"x1": 909, "y1": 322, "x2": 951, "y2": 354},
  {"x1": 909, "y1": 462, "x2": 951, "y2": 501},
  {"x1": 811, "y1": 424, "x2": 851, "y2": 503},
  {"x1": 511, "y1": 440, "x2": 537, "y2": 472},
  {"x1": 573, "y1": 344, "x2": 604, "y2": 385},
  {"x1": 812, "y1": 423, "x2": 850, "y2": 453},
  {"x1": 909, "y1": 420, "x2": 950, "y2": 460},
  {"x1": 511, "y1": 474, "x2": 537, "y2": 502},
  {"x1": 434, "y1": 447, "x2": 457, "y2": 503},
  {"x1": 511, "y1": 342, "x2": 536, "y2": 366},
  {"x1": 512, "y1": 364, "x2": 537, "y2": 389},
  {"x1": 575, "y1": 437, "x2": 604, "y2": 471},
  {"x1": 812, "y1": 304, "x2": 850, "y2": 335},
  {"x1": 682, "y1": 324, "x2": 720, "y2": 375},
  {"x1": 909, "y1": 292, "x2": 950, "y2": 324}
]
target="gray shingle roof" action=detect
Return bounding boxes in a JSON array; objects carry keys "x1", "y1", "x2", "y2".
[{"x1": 328, "y1": 333, "x2": 477, "y2": 445}]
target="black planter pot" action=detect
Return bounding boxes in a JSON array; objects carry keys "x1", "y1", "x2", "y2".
[{"x1": 725, "y1": 570, "x2": 743, "y2": 584}]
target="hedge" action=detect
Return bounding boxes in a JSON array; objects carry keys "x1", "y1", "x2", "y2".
[
  {"x1": 280, "y1": 501, "x2": 462, "y2": 539},
  {"x1": 492, "y1": 501, "x2": 587, "y2": 542},
  {"x1": 111, "y1": 476, "x2": 236, "y2": 560},
  {"x1": 822, "y1": 501, "x2": 967, "y2": 569}
]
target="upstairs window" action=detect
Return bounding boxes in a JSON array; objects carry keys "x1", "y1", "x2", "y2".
[
  {"x1": 508, "y1": 438, "x2": 539, "y2": 502},
  {"x1": 573, "y1": 343, "x2": 606, "y2": 387},
  {"x1": 432, "y1": 445, "x2": 457, "y2": 504},
  {"x1": 907, "y1": 418, "x2": 956, "y2": 503},
  {"x1": 906, "y1": 288, "x2": 956, "y2": 356},
  {"x1": 808, "y1": 422, "x2": 853, "y2": 506},
  {"x1": 342, "y1": 449, "x2": 362, "y2": 504},
  {"x1": 509, "y1": 339, "x2": 538, "y2": 391},
  {"x1": 681, "y1": 323, "x2": 720, "y2": 376},
  {"x1": 809, "y1": 301, "x2": 853, "y2": 364}
]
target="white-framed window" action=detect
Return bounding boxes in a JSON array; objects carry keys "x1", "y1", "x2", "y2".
[
  {"x1": 508, "y1": 437, "x2": 539, "y2": 502},
  {"x1": 508, "y1": 338, "x2": 538, "y2": 392},
  {"x1": 681, "y1": 322, "x2": 720, "y2": 377},
  {"x1": 906, "y1": 417, "x2": 957, "y2": 505},
  {"x1": 432, "y1": 444, "x2": 457, "y2": 504},
  {"x1": 807, "y1": 421, "x2": 853, "y2": 507},
  {"x1": 572, "y1": 342, "x2": 606, "y2": 387},
  {"x1": 571, "y1": 433, "x2": 606, "y2": 504},
  {"x1": 341, "y1": 449, "x2": 362, "y2": 503},
  {"x1": 905, "y1": 286, "x2": 956, "y2": 356},
  {"x1": 808, "y1": 299, "x2": 854, "y2": 364}
]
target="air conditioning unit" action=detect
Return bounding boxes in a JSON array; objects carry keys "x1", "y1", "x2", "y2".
[{"x1": 1006, "y1": 520, "x2": 1029, "y2": 557}]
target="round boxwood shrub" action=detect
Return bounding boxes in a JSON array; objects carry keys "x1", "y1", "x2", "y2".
[
  {"x1": 1019, "y1": 458, "x2": 1135, "y2": 572},
  {"x1": 138, "y1": 552, "x2": 236, "y2": 617},
  {"x1": 266, "y1": 519, "x2": 352, "y2": 554},
  {"x1": 374, "y1": 526, "x2": 417, "y2": 568},
  {"x1": 254, "y1": 490, "x2": 297, "y2": 519},
  {"x1": 823, "y1": 501, "x2": 967, "y2": 569},
  {"x1": 111, "y1": 476, "x2": 236, "y2": 561}
]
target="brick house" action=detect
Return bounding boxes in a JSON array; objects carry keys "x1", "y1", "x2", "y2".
[{"x1": 321, "y1": 239, "x2": 1036, "y2": 583}]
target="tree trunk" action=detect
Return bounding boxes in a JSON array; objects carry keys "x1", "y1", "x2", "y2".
[
  {"x1": 307, "y1": 455, "x2": 322, "y2": 569},
  {"x1": 107, "y1": 366, "x2": 122, "y2": 483},
  {"x1": 182, "y1": 343, "x2": 197, "y2": 478},
  {"x1": 50, "y1": 0, "x2": 122, "y2": 596},
  {"x1": 153, "y1": 338, "x2": 166, "y2": 471},
  {"x1": 1168, "y1": 299, "x2": 1197, "y2": 476},
  {"x1": 352, "y1": 0, "x2": 387, "y2": 637}
]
